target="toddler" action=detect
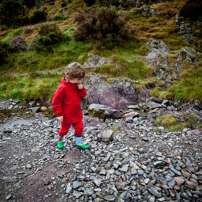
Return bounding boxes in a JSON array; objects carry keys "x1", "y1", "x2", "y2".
[{"x1": 52, "y1": 62, "x2": 90, "y2": 150}]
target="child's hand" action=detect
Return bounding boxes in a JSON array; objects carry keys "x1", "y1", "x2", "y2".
[
  {"x1": 78, "y1": 84, "x2": 83, "y2": 90},
  {"x1": 57, "y1": 116, "x2": 63, "y2": 122}
]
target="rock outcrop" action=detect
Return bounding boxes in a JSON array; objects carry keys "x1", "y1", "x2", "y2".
[{"x1": 83, "y1": 73, "x2": 138, "y2": 110}]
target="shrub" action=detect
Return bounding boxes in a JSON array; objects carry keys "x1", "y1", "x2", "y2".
[
  {"x1": 31, "y1": 23, "x2": 65, "y2": 49},
  {"x1": 84, "y1": 0, "x2": 95, "y2": 7},
  {"x1": 38, "y1": 23, "x2": 62, "y2": 37},
  {"x1": 179, "y1": 0, "x2": 202, "y2": 20},
  {"x1": 9, "y1": 36, "x2": 28, "y2": 52},
  {"x1": 0, "y1": 42, "x2": 9, "y2": 65},
  {"x1": 52, "y1": 15, "x2": 64, "y2": 21},
  {"x1": 28, "y1": 9, "x2": 47, "y2": 24},
  {"x1": 61, "y1": 1, "x2": 67, "y2": 7},
  {"x1": 74, "y1": 7, "x2": 133, "y2": 47},
  {"x1": 14, "y1": 15, "x2": 30, "y2": 27},
  {"x1": 24, "y1": 27, "x2": 33, "y2": 34},
  {"x1": 0, "y1": 0, "x2": 25, "y2": 26},
  {"x1": 23, "y1": 0, "x2": 35, "y2": 8}
]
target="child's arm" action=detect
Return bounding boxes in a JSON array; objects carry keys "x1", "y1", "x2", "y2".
[
  {"x1": 52, "y1": 87, "x2": 65, "y2": 117},
  {"x1": 78, "y1": 85, "x2": 87, "y2": 99}
]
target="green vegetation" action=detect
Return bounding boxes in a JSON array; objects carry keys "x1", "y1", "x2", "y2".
[
  {"x1": 156, "y1": 114, "x2": 185, "y2": 131},
  {"x1": 151, "y1": 66, "x2": 202, "y2": 102},
  {"x1": 99, "y1": 56, "x2": 153, "y2": 80},
  {"x1": 156, "y1": 112, "x2": 201, "y2": 131},
  {"x1": 1, "y1": 28, "x2": 24, "y2": 43},
  {"x1": 0, "y1": 73, "x2": 62, "y2": 101},
  {"x1": 0, "y1": 0, "x2": 202, "y2": 105}
]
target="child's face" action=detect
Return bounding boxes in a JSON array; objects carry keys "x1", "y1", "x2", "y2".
[{"x1": 69, "y1": 78, "x2": 83, "y2": 85}]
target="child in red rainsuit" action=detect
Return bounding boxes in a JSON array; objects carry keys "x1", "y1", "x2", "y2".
[{"x1": 52, "y1": 62, "x2": 90, "y2": 150}]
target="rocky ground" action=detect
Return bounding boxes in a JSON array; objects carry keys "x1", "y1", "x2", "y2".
[{"x1": 0, "y1": 99, "x2": 202, "y2": 202}]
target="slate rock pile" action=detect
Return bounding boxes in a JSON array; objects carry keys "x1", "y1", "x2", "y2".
[{"x1": 0, "y1": 101, "x2": 201, "y2": 201}]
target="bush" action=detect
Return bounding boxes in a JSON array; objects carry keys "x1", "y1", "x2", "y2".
[
  {"x1": 84, "y1": 0, "x2": 95, "y2": 7},
  {"x1": 23, "y1": 0, "x2": 35, "y2": 8},
  {"x1": 14, "y1": 15, "x2": 30, "y2": 27},
  {"x1": 31, "y1": 23, "x2": 65, "y2": 49},
  {"x1": 74, "y1": 7, "x2": 133, "y2": 47},
  {"x1": 179, "y1": 0, "x2": 202, "y2": 20},
  {"x1": 9, "y1": 36, "x2": 28, "y2": 52},
  {"x1": 24, "y1": 27, "x2": 33, "y2": 34},
  {"x1": 28, "y1": 9, "x2": 47, "y2": 24},
  {"x1": 0, "y1": 42, "x2": 9, "y2": 65},
  {"x1": 52, "y1": 15, "x2": 64, "y2": 21},
  {"x1": 61, "y1": 1, "x2": 67, "y2": 7},
  {"x1": 0, "y1": 0, "x2": 25, "y2": 26}
]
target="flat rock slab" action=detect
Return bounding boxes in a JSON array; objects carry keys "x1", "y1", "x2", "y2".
[{"x1": 88, "y1": 104, "x2": 122, "y2": 119}]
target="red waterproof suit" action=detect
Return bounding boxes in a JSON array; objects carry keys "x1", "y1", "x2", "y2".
[{"x1": 52, "y1": 78, "x2": 87, "y2": 124}]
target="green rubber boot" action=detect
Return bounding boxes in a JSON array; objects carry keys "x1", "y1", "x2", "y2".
[
  {"x1": 75, "y1": 136, "x2": 90, "y2": 150},
  {"x1": 57, "y1": 141, "x2": 64, "y2": 149},
  {"x1": 76, "y1": 144, "x2": 90, "y2": 150}
]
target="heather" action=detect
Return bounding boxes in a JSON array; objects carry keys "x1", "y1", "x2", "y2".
[
  {"x1": 9, "y1": 36, "x2": 27, "y2": 52},
  {"x1": 0, "y1": 0, "x2": 202, "y2": 103}
]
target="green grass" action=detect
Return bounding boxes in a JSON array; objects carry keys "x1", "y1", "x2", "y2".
[
  {"x1": 0, "y1": 0, "x2": 201, "y2": 104},
  {"x1": 1, "y1": 28, "x2": 24, "y2": 43},
  {"x1": 0, "y1": 39, "x2": 93, "y2": 73},
  {"x1": 0, "y1": 73, "x2": 62, "y2": 101},
  {"x1": 99, "y1": 55, "x2": 153, "y2": 80},
  {"x1": 156, "y1": 114, "x2": 185, "y2": 131},
  {"x1": 164, "y1": 33, "x2": 189, "y2": 50},
  {"x1": 151, "y1": 67, "x2": 202, "y2": 102},
  {"x1": 166, "y1": 67, "x2": 202, "y2": 102}
]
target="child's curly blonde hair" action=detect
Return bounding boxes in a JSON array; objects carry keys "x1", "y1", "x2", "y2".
[{"x1": 65, "y1": 62, "x2": 85, "y2": 79}]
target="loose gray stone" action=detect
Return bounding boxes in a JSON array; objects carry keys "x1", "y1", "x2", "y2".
[
  {"x1": 104, "y1": 195, "x2": 116, "y2": 201},
  {"x1": 148, "y1": 187, "x2": 162, "y2": 198},
  {"x1": 73, "y1": 181, "x2": 82, "y2": 189},
  {"x1": 66, "y1": 185, "x2": 72, "y2": 194}
]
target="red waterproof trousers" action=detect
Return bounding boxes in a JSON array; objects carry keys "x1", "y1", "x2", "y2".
[{"x1": 58, "y1": 120, "x2": 83, "y2": 137}]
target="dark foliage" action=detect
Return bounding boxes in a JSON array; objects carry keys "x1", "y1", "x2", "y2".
[
  {"x1": 61, "y1": 1, "x2": 66, "y2": 7},
  {"x1": 0, "y1": 0, "x2": 25, "y2": 26},
  {"x1": 28, "y1": 9, "x2": 47, "y2": 24},
  {"x1": 23, "y1": 0, "x2": 35, "y2": 8},
  {"x1": 0, "y1": 42, "x2": 13, "y2": 65},
  {"x1": 15, "y1": 15, "x2": 30, "y2": 27},
  {"x1": 31, "y1": 23, "x2": 65, "y2": 50},
  {"x1": 84, "y1": 0, "x2": 95, "y2": 7},
  {"x1": 73, "y1": 7, "x2": 133, "y2": 48},
  {"x1": 179, "y1": 0, "x2": 202, "y2": 20}
]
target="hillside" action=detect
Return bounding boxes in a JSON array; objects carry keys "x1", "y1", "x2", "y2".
[
  {"x1": 0, "y1": 1, "x2": 202, "y2": 201},
  {"x1": 0, "y1": 0, "x2": 202, "y2": 103}
]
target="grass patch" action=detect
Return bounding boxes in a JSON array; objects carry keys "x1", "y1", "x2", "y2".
[
  {"x1": 164, "y1": 33, "x2": 188, "y2": 50},
  {"x1": 151, "y1": 66, "x2": 202, "y2": 102},
  {"x1": 0, "y1": 73, "x2": 63, "y2": 101},
  {"x1": 0, "y1": 39, "x2": 93, "y2": 73},
  {"x1": 156, "y1": 114, "x2": 185, "y2": 131},
  {"x1": 166, "y1": 67, "x2": 202, "y2": 102},
  {"x1": 99, "y1": 55, "x2": 153, "y2": 80}
]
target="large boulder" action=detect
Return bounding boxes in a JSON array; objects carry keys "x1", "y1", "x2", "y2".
[
  {"x1": 146, "y1": 40, "x2": 170, "y2": 53},
  {"x1": 83, "y1": 73, "x2": 138, "y2": 110},
  {"x1": 145, "y1": 40, "x2": 182, "y2": 86},
  {"x1": 176, "y1": 47, "x2": 198, "y2": 64}
]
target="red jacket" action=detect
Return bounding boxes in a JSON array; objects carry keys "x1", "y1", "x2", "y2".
[{"x1": 52, "y1": 78, "x2": 87, "y2": 123}]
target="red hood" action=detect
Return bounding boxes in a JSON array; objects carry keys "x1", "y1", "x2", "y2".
[{"x1": 60, "y1": 78, "x2": 78, "y2": 89}]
